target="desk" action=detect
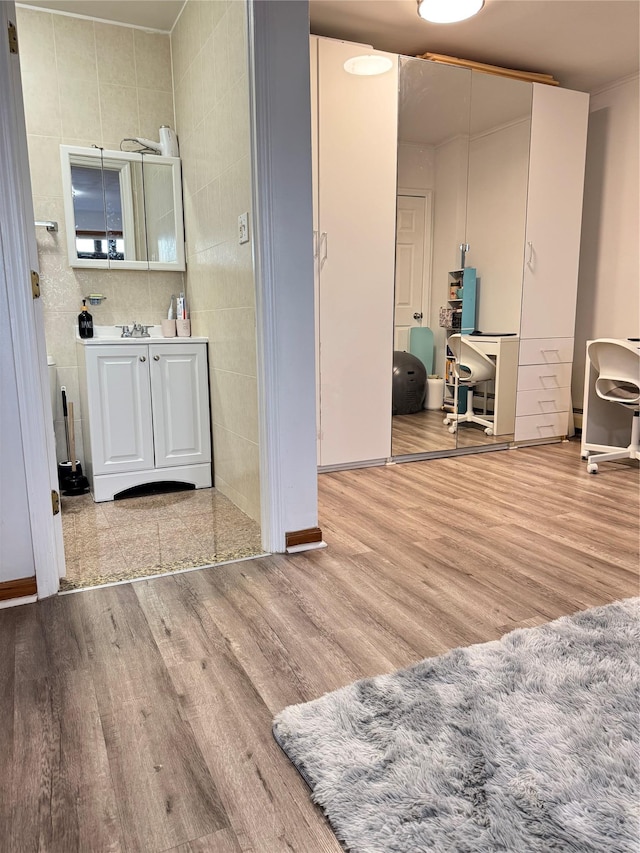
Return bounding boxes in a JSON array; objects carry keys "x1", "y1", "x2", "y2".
[
  {"x1": 580, "y1": 338, "x2": 640, "y2": 457},
  {"x1": 469, "y1": 335, "x2": 519, "y2": 435}
]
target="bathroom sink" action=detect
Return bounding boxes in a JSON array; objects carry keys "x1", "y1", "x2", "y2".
[{"x1": 77, "y1": 326, "x2": 208, "y2": 344}]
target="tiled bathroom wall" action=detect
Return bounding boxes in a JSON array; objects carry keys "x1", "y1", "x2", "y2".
[
  {"x1": 171, "y1": 1, "x2": 261, "y2": 523},
  {"x1": 16, "y1": 6, "x2": 182, "y2": 463}
]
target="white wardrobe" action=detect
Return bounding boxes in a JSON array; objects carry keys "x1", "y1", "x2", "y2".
[
  {"x1": 311, "y1": 36, "x2": 589, "y2": 468},
  {"x1": 310, "y1": 37, "x2": 399, "y2": 468}
]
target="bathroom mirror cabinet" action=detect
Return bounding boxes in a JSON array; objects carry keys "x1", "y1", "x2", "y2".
[{"x1": 60, "y1": 145, "x2": 185, "y2": 271}]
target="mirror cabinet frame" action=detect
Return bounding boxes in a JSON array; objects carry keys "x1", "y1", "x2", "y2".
[{"x1": 60, "y1": 145, "x2": 186, "y2": 272}]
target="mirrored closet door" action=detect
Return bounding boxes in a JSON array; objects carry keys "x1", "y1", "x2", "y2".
[{"x1": 391, "y1": 57, "x2": 533, "y2": 458}]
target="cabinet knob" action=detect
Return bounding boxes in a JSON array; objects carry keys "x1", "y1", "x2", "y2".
[
  {"x1": 153, "y1": 355, "x2": 160, "y2": 361},
  {"x1": 139, "y1": 355, "x2": 146, "y2": 362}
]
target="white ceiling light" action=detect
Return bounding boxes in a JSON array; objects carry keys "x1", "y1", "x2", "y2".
[
  {"x1": 344, "y1": 55, "x2": 394, "y2": 76},
  {"x1": 417, "y1": 0, "x2": 484, "y2": 24}
]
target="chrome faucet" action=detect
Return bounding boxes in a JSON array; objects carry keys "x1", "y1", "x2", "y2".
[{"x1": 131, "y1": 323, "x2": 152, "y2": 338}]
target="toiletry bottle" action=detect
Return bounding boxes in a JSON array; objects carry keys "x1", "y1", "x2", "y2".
[{"x1": 78, "y1": 299, "x2": 94, "y2": 339}]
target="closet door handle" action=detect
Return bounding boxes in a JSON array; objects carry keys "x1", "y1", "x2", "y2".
[{"x1": 319, "y1": 231, "x2": 328, "y2": 268}]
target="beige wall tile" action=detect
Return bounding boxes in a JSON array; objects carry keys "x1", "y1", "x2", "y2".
[
  {"x1": 53, "y1": 14, "x2": 96, "y2": 79},
  {"x1": 209, "y1": 307, "x2": 257, "y2": 378},
  {"x1": 27, "y1": 135, "x2": 64, "y2": 198},
  {"x1": 22, "y1": 67, "x2": 62, "y2": 138},
  {"x1": 33, "y1": 197, "x2": 67, "y2": 256},
  {"x1": 137, "y1": 89, "x2": 175, "y2": 141},
  {"x1": 226, "y1": 0, "x2": 248, "y2": 88},
  {"x1": 15, "y1": 7, "x2": 56, "y2": 74},
  {"x1": 99, "y1": 84, "x2": 140, "y2": 149},
  {"x1": 60, "y1": 77, "x2": 102, "y2": 141},
  {"x1": 210, "y1": 368, "x2": 258, "y2": 443},
  {"x1": 134, "y1": 30, "x2": 173, "y2": 93},
  {"x1": 95, "y1": 22, "x2": 135, "y2": 86}
]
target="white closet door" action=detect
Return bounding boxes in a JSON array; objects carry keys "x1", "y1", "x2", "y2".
[
  {"x1": 520, "y1": 84, "x2": 589, "y2": 339},
  {"x1": 317, "y1": 39, "x2": 398, "y2": 467}
]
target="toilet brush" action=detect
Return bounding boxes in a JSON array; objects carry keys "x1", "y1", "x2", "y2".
[{"x1": 62, "y1": 401, "x2": 89, "y2": 495}]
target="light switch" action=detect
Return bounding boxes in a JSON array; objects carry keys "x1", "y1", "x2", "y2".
[{"x1": 238, "y1": 212, "x2": 249, "y2": 244}]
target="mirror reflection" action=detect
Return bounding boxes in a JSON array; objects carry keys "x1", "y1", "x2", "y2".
[
  {"x1": 61, "y1": 146, "x2": 185, "y2": 271},
  {"x1": 391, "y1": 58, "x2": 532, "y2": 457}
]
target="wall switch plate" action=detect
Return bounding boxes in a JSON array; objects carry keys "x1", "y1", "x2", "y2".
[{"x1": 238, "y1": 212, "x2": 249, "y2": 244}]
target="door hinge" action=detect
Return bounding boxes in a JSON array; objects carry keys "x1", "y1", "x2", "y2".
[
  {"x1": 8, "y1": 21, "x2": 18, "y2": 54},
  {"x1": 51, "y1": 490, "x2": 60, "y2": 515},
  {"x1": 31, "y1": 270, "x2": 40, "y2": 299}
]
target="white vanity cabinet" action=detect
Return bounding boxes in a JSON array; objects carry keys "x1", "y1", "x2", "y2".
[{"x1": 77, "y1": 339, "x2": 211, "y2": 501}]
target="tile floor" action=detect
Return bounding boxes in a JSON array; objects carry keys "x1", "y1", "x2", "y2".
[{"x1": 60, "y1": 487, "x2": 264, "y2": 591}]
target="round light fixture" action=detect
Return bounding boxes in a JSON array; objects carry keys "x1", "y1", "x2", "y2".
[
  {"x1": 417, "y1": 0, "x2": 484, "y2": 24},
  {"x1": 343, "y1": 54, "x2": 394, "y2": 76}
]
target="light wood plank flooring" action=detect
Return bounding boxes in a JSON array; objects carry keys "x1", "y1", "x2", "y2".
[
  {"x1": 1, "y1": 442, "x2": 638, "y2": 852},
  {"x1": 391, "y1": 408, "x2": 512, "y2": 456}
]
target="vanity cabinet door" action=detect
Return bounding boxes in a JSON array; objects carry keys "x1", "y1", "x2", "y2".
[
  {"x1": 149, "y1": 343, "x2": 211, "y2": 469},
  {"x1": 86, "y1": 345, "x2": 154, "y2": 475}
]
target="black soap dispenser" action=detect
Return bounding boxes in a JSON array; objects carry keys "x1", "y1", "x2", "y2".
[{"x1": 78, "y1": 298, "x2": 94, "y2": 339}]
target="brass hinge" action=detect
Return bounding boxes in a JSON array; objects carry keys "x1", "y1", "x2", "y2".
[
  {"x1": 31, "y1": 270, "x2": 40, "y2": 299},
  {"x1": 8, "y1": 21, "x2": 18, "y2": 54},
  {"x1": 51, "y1": 490, "x2": 60, "y2": 515}
]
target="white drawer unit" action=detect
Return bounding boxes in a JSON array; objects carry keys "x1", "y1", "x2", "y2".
[
  {"x1": 518, "y1": 338, "x2": 575, "y2": 365},
  {"x1": 516, "y1": 387, "x2": 572, "y2": 417},
  {"x1": 77, "y1": 338, "x2": 212, "y2": 501},
  {"x1": 515, "y1": 412, "x2": 569, "y2": 442},
  {"x1": 517, "y1": 362, "x2": 573, "y2": 392}
]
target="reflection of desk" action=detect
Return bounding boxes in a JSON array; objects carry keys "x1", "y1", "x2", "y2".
[
  {"x1": 469, "y1": 335, "x2": 519, "y2": 435},
  {"x1": 580, "y1": 339, "x2": 640, "y2": 456}
]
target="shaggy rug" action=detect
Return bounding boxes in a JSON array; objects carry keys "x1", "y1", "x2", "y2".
[{"x1": 273, "y1": 598, "x2": 640, "y2": 852}]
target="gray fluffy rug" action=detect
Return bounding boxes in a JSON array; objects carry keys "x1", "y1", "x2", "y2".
[{"x1": 273, "y1": 598, "x2": 640, "y2": 852}]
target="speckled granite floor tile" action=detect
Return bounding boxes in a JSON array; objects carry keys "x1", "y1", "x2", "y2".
[{"x1": 59, "y1": 486, "x2": 263, "y2": 591}]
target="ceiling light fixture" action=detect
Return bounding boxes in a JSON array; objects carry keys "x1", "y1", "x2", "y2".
[
  {"x1": 344, "y1": 55, "x2": 394, "y2": 76},
  {"x1": 417, "y1": 0, "x2": 484, "y2": 24}
]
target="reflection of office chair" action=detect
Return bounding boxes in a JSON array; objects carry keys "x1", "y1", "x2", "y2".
[
  {"x1": 444, "y1": 334, "x2": 496, "y2": 435},
  {"x1": 584, "y1": 339, "x2": 640, "y2": 474}
]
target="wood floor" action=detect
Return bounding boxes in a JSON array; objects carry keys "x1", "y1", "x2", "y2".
[
  {"x1": 391, "y1": 408, "x2": 512, "y2": 456},
  {"x1": 1, "y1": 442, "x2": 638, "y2": 852}
]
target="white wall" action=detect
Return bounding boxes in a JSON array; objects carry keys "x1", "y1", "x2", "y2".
[
  {"x1": 573, "y1": 75, "x2": 639, "y2": 405},
  {"x1": 397, "y1": 143, "x2": 434, "y2": 190}
]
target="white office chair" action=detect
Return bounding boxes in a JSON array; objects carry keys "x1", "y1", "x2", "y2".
[
  {"x1": 584, "y1": 338, "x2": 640, "y2": 474},
  {"x1": 443, "y1": 334, "x2": 496, "y2": 435}
]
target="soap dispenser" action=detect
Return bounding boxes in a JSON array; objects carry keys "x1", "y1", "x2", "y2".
[{"x1": 78, "y1": 298, "x2": 94, "y2": 339}]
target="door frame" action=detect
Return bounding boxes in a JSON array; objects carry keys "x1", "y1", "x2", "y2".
[
  {"x1": 396, "y1": 187, "x2": 434, "y2": 334},
  {"x1": 0, "y1": 1, "x2": 64, "y2": 598}
]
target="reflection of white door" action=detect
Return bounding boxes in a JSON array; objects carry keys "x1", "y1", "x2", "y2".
[{"x1": 394, "y1": 194, "x2": 430, "y2": 350}]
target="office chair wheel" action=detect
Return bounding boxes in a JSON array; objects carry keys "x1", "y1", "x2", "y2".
[
  {"x1": 443, "y1": 417, "x2": 451, "y2": 426},
  {"x1": 587, "y1": 462, "x2": 599, "y2": 474},
  {"x1": 448, "y1": 425, "x2": 457, "y2": 434},
  {"x1": 484, "y1": 427, "x2": 493, "y2": 436}
]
